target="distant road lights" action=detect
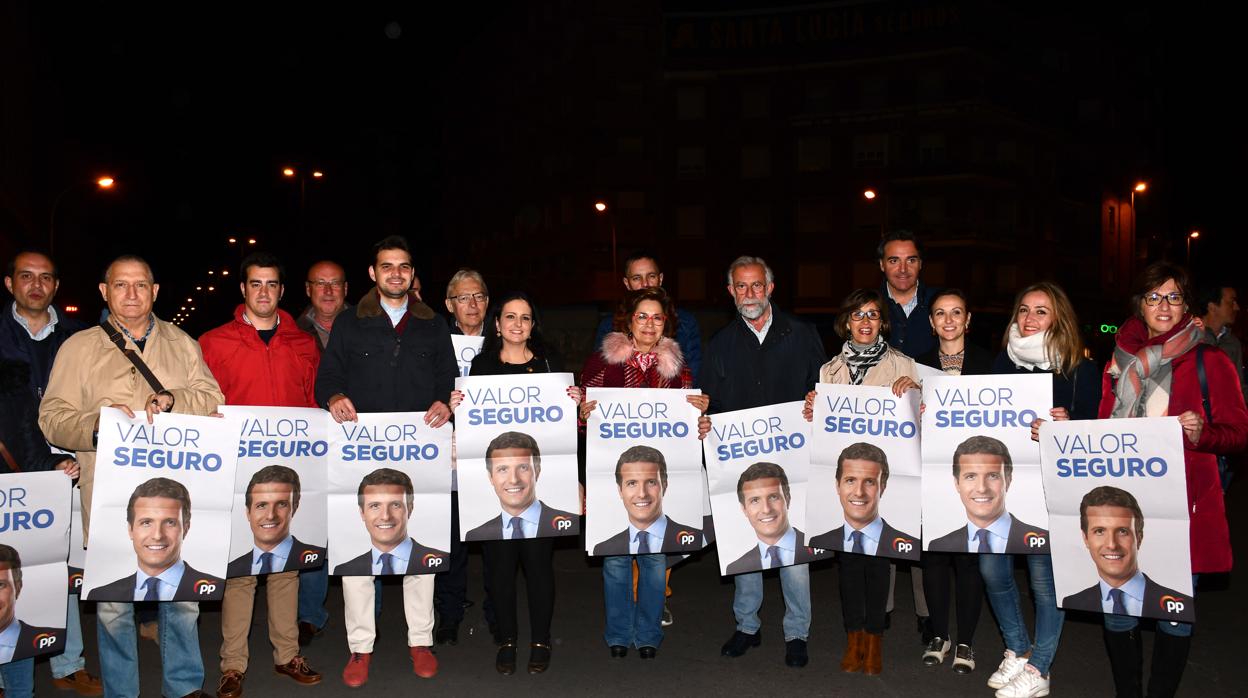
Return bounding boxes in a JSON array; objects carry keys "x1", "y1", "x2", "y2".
[
  {"x1": 96, "y1": 177, "x2": 115, "y2": 189},
  {"x1": 282, "y1": 167, "x2": 295, "y2": 177},
  {"x1": 863, "y1": 189, "x2": 877, "y2": 200},
  {"x1": 594, "y1": 202, "x2": 607, "y2": 213},
  {"x1": 64, "y1": 305, "x2": 79, "y2": 313},
  {"x1": 312, "y1": 171, "x2": 324, "y2": 179},
  {"x1": 228, "y1": 237, "x2": 237, "y2": 244},
  {"x1": 207, "y1": 286, "x2": 215, "y2": 291},
  {"x1": 1134, "y1": 182, "x2": 1148, "y2": 193},
  {"x1": 247, "y1": 238, "x2": 257, "y2": 244}
]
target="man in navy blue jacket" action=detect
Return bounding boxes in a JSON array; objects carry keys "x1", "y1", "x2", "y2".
[{"x1": 878, "y1": 231, "x2": 941, "y2": 360}]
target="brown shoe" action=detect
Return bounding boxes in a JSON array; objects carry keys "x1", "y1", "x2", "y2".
[
  {"x1": 275, "y1": 656, "x2": 322, "y2": 686},
  {"x1": 139, "y1": 621, "x2": 160, "y2": 645},
  {"x1": 863, "y1": 632, "x2": 883, "y2": 675},
  {"x1": 840, "y1": 630, "x2": 865, "y2": 672},
  {"x1": 52, "y1": 669, "x2": 104, "y2": 696},
  {"x1": 216, "y1": 671, "x2": 244, "y2": 698}
]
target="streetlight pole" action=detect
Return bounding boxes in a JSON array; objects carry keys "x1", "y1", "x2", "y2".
[
  {"x1": 1187, "y1": 230, "x2": 1200, "y2": 265},
  {"x1": 282, "y1": 167, "x2": 323, "y2": 237},
  {"x1": 49, "y1": 176, "x2": 115, "y2": 256}
]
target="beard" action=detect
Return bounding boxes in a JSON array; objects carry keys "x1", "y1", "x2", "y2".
[{"x1": 737, "y1": 296, "x2": 771, "y2": 320}]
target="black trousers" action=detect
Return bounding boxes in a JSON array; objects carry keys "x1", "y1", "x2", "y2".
[
  {"x1": 484, "y1": 536, "x2": 555, "y2": 643},
  {"x1": 433, "y1": 495, "x2": 469, "y2": 627},
  {"x1": 921, "y1": 551, "x2": 983, "y2": 644},
  {"x1": 839, "y1": 552, "x2": 890, "y2": 634}
]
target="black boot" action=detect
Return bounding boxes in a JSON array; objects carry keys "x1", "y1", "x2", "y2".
[
  {"x1": 1102, "y1": 627, "x2": 1143, "y2": 698},
  {"x1": 1145, "y1": 629, "x2": 1191, "y2": 698}
]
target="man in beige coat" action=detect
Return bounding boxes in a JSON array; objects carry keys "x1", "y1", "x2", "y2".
[{"x1": 39, "y1": 254, "x2": 223, "y2": 698}]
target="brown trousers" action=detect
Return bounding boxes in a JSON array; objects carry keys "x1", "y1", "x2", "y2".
[{"x1": 219, "y1": 571, "x2": 299, "y2": 673}]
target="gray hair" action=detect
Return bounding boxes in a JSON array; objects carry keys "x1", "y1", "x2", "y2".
[
  {"x1": 726, "y1": 255, "x2": 774, "y2": 287},
  {"x1": 446, "y1": 268, "x2": 489, "y2": 299}
]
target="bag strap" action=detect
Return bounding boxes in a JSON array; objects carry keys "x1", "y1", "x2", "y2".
[
  {"x1": 0, "y1": 440, "x2": 19, "y2": 472},
  {"x1": 1196, "y1": 343, "x2": 1212, "y2": 423},
  {"x1": 99, "y1": 319, "x2": 167, "y2": 394}
]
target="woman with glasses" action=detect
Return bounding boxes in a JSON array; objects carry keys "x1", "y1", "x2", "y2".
[
  {"x1": 801, "y1": 287, "x2": 920, "y2": 676},
  {"x1": 979, "y1": 281, "x2": 1099, "y2": 698},
  {"x1": 580, "y1": 286, "x2": 710, "y2": 660},
  {"x1": 1091, "y1": 263, "x2": 1247, "y2": 697}
]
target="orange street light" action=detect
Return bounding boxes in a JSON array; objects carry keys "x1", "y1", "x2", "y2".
[
  {"x1": 1134, "y1": 182, "x2": 1148, "y2": 193},
  {"x1": 282, "y1": 167, "x2": 296, "y2": 177},
  {"x1": 97, "y1": 177, "x2": 115, "y2": 189},
  {"x1": 207, "y1": 286, "x2": 215, "y2": 291},
  {"x1": 594, "y1": 202, "x2": 607, "y2": 213},
  {"x1": 863, "y1": 189, "x2": 877, "y2": 200},
  {"x1": 247, "y1": 238, "x2": 257, "y2": 244},
  {"x1": 64, "y1": 305, "x2": 79, "y2": 313},
  {"x1": 227, "y1": 237, "x2": 237, "y2": 243},
  {"x1": 1188, "y1": 229, "x2": 1201, "y2": 262},
  {"x1": 222, "y1": 270, "x2": 229, "y2": 276},
  {"x1": 312, "y1": 171, "x2": 324, "y2": 178}
]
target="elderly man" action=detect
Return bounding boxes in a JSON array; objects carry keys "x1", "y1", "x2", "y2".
[
  {"x1": 40, "y1": 254, "x2": 223, "y2": 698},
  {"x1": 297, "y1": 260, "x2": 350, "y2": 351},
  {"x1": 700, "y1": 255, "x2": 826, "y2": 668}
]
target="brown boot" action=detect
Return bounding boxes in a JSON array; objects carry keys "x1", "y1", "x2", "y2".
[
  {"x1": 840, "y1": 630, "x2": 865, "y2": 672},
  {"x1": 863, "y1": 632, "x2": 883, "y2": 675}
]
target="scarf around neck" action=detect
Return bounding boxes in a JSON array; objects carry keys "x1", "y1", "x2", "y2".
[
  {"x1": 1005, "y1": 324, "x2": 1055, "y2": 371},
  {"x1": 842, "y1": 336, "x2": 888, "y2": 385},
  {"x1": 1110, "y1": 315, "x2": 1204, "y2": 418}
]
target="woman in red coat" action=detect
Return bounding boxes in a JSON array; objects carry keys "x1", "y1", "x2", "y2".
[{"x1": 1096, "y1": 262, "x2": 1248, "y2": 697}]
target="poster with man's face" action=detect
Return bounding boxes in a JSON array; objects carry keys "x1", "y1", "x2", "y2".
[
  {"x1": 0, "y1": 471, "x2": 71, "y2": 665},
  {"x1": 1040, "y1": 418, "x2": 1194, "y2": 622},
  {"x1": 455, "y1": 373, "x2": 579, "y2": 541},
  {"x1": 82, "y1": 409, "x2": 239, "y2": 602},
  {"x1": 704, "y1": 401, "x2": 821, "y2": 575},
  {"x1": 808, "y1": 384, "x2": 921, "y2": 560},
  {"x1": 585, "y1": 388, "x2": 704, "y2": 556},
  {"x1": 921, "y1": 374, "x2": 1052, "y2": 555},
  {"x1": 220, "y1": 406, "x2": 329, "y2": 577},
  {"x1": 327, "y1": 412, "x2": 451, "y2": 576}
]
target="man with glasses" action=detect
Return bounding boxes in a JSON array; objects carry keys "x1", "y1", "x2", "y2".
[
  {"x1": 444, "y1": 269, "x2": 489, "y2": 337},
  {"x1": 701, "y1": 255, "x2": 826, "y2": 669},
  {"x1": 297, "y1": 260, "x2": 351, "y2": 352}
]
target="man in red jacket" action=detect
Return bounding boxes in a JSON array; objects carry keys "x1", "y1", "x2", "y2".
[{"x1": 199, "y1": 252, "x2": 322, "y2": 698}]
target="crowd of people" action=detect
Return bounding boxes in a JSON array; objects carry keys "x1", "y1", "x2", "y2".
[{"x1": 0, "y1": 229, "x2": 1243, "y2": 698}]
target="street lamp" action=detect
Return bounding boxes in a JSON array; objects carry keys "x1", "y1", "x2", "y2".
[
  {"x1": 593, "y1": 201, "x2": 616, "y2": 275},
  {"x1": 1188, "y1": 230, "x2": 1200, "y2": 263},
  {"x1": 863, "y1": 187, "x2": 887, "y2": 234},
  {"x1": 281, "y1": 166, "x2": 324, "y2": 235},
  {"x1": 50, "y1": 175, "x2": 117, "y2": 255},
  {"x1": 863, "y1": 189, "x2": 877, "y2": 200}
]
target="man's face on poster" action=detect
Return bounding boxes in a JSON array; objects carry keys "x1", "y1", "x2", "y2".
[
  {"x1": 247, "y1": 482, "x2": 297, "y2": 550},
  {"x1": 360, "y1": 484, "x2": 410, "y2": 551},
  {"x1": 487, "y1": 447, "x2": 538, "y2": 516},
  {"x1": 618, "y1": 461, "x2": 665, "y2": 529},
  {"x1": 128, "y1": 496, "x2": 187, "y2": 576},
  {"x1": 953, "y1": 455, "x2": 1009, "y2": 528},
  {"x1": 0, "y1": 566, "x2": 17, "y2": 629},
  {"x1": 740, "y1": 477, "x2": 789, "y2": 543},
  {"x1": 838, "y1": 458, "x2": 885, "y2": 529},
  {"x1": 1082, "y1": 505, "x2": 1141, "y2": 587}
]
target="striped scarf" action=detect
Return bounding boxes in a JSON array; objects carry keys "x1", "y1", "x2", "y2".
[
  {"x1": 1110, "y1": 315, "x2": 1204, "y2": 418},
  {"x1": 842, "y1": 336, "x2": 889, "y2": 386}
]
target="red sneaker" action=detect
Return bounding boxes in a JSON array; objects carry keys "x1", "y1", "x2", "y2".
[
  {"x1": 410, "y1": 646, "x2": 438, "y2": 678},
  {"x1": 342, "y1": 652, "x2": 371, "y2": 688}
]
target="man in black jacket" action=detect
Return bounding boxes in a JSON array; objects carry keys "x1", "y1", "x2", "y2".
[
  {"x1": 700, "y1": 255, "x2": 826, "y2": 669},
  {"x1": 878, "y1": 231, "x2": 941, "y2": 359},
  {"x1": 314, "y1": 235, "x2": 455, "y2": 687}
]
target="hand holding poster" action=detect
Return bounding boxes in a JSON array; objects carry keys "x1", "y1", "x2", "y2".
[
  {"x1": 0, "y1": 471, "x2": 71, "y2": 665},
  {"x1": 452, "y1": 335, "x2": 485, "y2": 378},
  {"x1": 83, "y1": 408, "x2": 239, "y2": 601},
  {"x1": 921, "y1": 374, "x2": 1052, "y2": 554},
  {"x1": 1040, "y1": 418, "x2": 1194, "y2": 622},
  {"x1": 808, "y1": 384, "x2": 921, "y2": 560},
  {"x1": 219, "y1": 406, "x2": 329, "y2": 577},
  {"x1": 455, "y1": 373, "x2": 580, "y2": 541},
  {"x1": 585, "y1": 388, "x2": 704, "y2": 556},
  {"x1": 328, "y1": 413, "x2": 451, "y2": 576},
  {"x1": 704, "y1": 401, "x2": 820, "y2": 575}
]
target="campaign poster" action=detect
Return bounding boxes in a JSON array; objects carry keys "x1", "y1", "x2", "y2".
[
  {"x1": 0, "y1": 471, "x2": 71, "y2": 665},
  {"x1": 327, "y1": 413, "x2": 451, "y2": 576},
  {"x1": 68, "y1": 485, "x2": 85, "y2": 595},
  {"x1": 921, "y1": 374, "x2": 1053, "y2": 554},
  {"x1": 452, "y1": 335, "x2": 485, "y2": 378},
  {"x1": 82, "y1": 409, "x2": 238, "y2": 602},
  {"x1": 704, "y1": 401, "x2": 820, "y2": 575},
  {"x1": 219, "y1": 406, "x2": 329, "y2": 578},
  {"x1": 455, "y1": 373, "x2": 580, "y2": 542},
  {"x1": 808, "y1": 385, "x2": 922, "y2": 561},
  {"x1": 1040, "y1": 418, "x2": 1194, "y2": 622},
  {"x1": 585, "y1": 388, "x2": 704, "y2": 556}
]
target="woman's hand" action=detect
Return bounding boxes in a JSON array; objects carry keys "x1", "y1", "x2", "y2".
[
  {"x1": 1030, "y1": 407, "x2": 1071, "y2": 442},
  {"x1": 1178, "y1": 410, "x2": 1205, "y2": 445},
  {"x1": 697, "y1": 415, "x2": 712, "y2": 440},
  {"x1": 55, "y1": 458, "x2": 80, "y2": 480},
  {"x1": 448, "y1": 389, "x2": 464, "y2": 413},
  {"x1": 567, "y1": 386, "x2": 584, "y2": 404},
  {"x1": 579, "y1": 399, "x2": 598, "y2": 421},
  {"x1": 802, "y1": 390, "x2": 817, "y2": 422},
  {"x1": 686, "y1": 393, "x2": 709, "y2": 414},
  {"x1": 891, "y1": 376, "x2": 920, "y2": 397}
]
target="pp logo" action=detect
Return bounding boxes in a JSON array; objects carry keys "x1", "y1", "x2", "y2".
[
  {"x1": 677, "y1": 531, "x2": 697, "y2": 546},
  {"x1": 69, "y1": 573, "x2": 83, "y2": 591},
  {"x1": 34, "y1": 633, "x2": 58, "y2": 650},
  {"x1": 810, "y1": 547, "x2": 827, "y2": 556},
  {"x1": 302, "y1": 550, "x2": 320, "y2": 565},
  {"x1": 1160, "y1": 595, "x2": 1186, "y2": 615},
  {"x1": 1024, "y1": 532, "x2": 1047, "y2": 548},
  {"x1": 423, "y1": 554, "x2": 444, "y2": 569},
  {"x1": 194, "y1": 579, "x2": 218, "y2": 595},
  {"x1": 892, "y1": 537, "x2": 915, "y2": 554},
  {"x1": 551, "y1": 515, "x2": 573, "y2": 532}
]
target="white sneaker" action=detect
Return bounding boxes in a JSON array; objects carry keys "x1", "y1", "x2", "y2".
[
  {"x1": 994, "y1": 664, "x2": 1050, "y2": 698},
  {"x1": 987, "y1": 650, "x2": 1028, "y2": 689}
]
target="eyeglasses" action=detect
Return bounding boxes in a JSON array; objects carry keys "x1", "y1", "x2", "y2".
[
  {"x1": 450, "y1": 293, "x2": 487, "y2": 305},
  {"x1": 851, "y1": 310, "x2": 882, "y2": 321},
  {"x1": 633, "y1": 312, "x2": 666, "y2": 324},
  {"x1": 308, "y1": 280, "x2": 344, "y2": 289},
  {"x1": 733, "y1": 281, "x2": 766, "y2": 293},
  {"x1": 1143, "y1": 291, "x2": 1184, "y2": 307}
]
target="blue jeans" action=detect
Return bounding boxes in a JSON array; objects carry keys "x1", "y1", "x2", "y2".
[
  {"x1": 97, "y1": 601, "x2": 203, "y2": 698},
  {"x1": 298, "y1": 566, "x2": 330, "y2": 629},
  {"x1": 0, "y1": 658, "x2": 34, "y2": 698},
  {"x1": 980, "y1": 554, "x2": 1063, "y2": 675},
  {"x1": 1103, "y1": 574, "x2": 1197, "y2": 638},
  {"x1": 732, "y1": 563, "x2": 811, "y2": 641},
  {"x1": 603, "y1": 553, "x2": 665, "y2": 649},
  {"x1": 0, "y1": 593, "x2": 86, "y2": 691}
]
